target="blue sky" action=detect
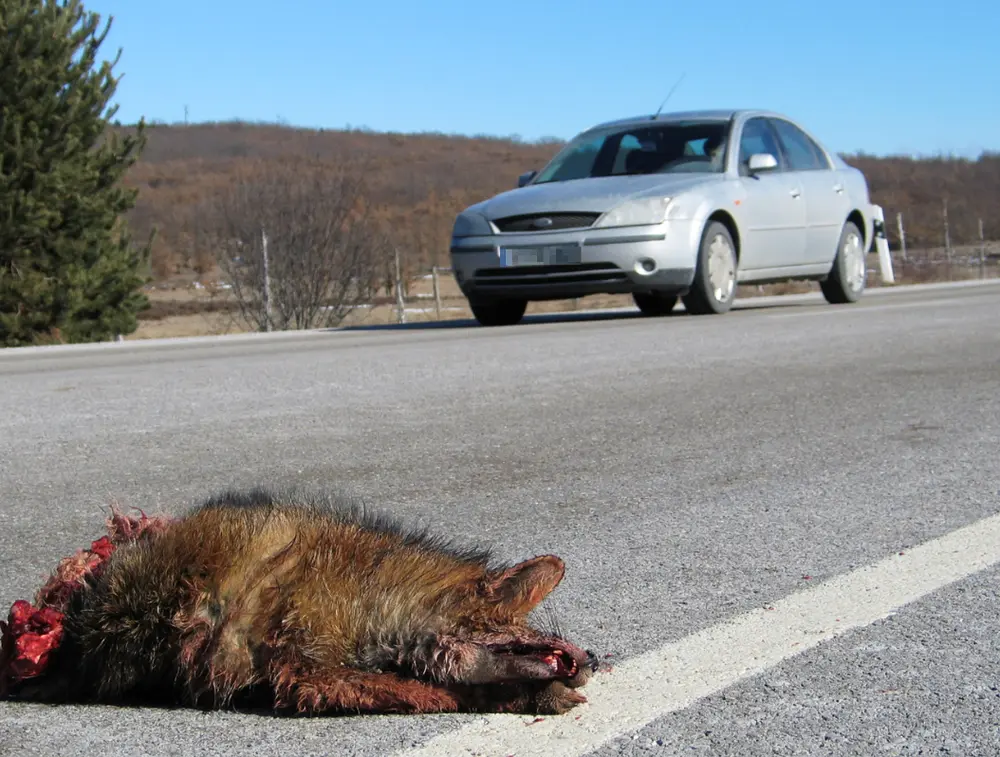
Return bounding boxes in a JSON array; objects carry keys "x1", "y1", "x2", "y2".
[{"x1": 86, "y1": 0, "x2": 997, "y2": 158}]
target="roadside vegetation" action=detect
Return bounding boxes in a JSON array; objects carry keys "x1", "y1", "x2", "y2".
[{"x1": 1, "y1": 0, "x2": 150, "y2": 347}]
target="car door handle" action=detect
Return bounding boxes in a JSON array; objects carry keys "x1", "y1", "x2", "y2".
[
  {"x1": 790, "y1": 188, "x2": 801, "y2": 198},
  {"x1": 833, "y1": 184, "x2": 844, "y2": 193}
]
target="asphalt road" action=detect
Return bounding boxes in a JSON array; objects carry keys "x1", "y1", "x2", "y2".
[{"x1": 1, "y1": 280, "x2": 999, "y2": 757}]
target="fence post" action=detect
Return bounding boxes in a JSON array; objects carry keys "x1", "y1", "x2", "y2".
[
  {"x1": 943, "y1": 198, "x2": 952, "y2": 277},
  {"x1": 980, "y1": 218, "x2": 986, "y2": 279},
  {"x1": 394, "y1": 247, "x2": 407, "y2": 324},
  {"x1": 896, "y1": 212, "x2": 907, "y2": 262},
  {"x1": 432, "y1": 266, "x2": 442, "y2": 319},
  {"x1": 262, "y1": 227, "x2": 272, "y2": 332}
]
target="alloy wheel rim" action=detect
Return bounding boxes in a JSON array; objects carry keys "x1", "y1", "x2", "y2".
[
  {"x1": 842, "y1": 231, "x2": 866, "y2": 292},
  {"x1": 707, "y1": 234, "x2": 736, "y2": 302}
]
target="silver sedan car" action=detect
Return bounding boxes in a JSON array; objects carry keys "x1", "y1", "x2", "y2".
[{"x1": 449, "y1": 109, "x2": 876, "y2": 326}]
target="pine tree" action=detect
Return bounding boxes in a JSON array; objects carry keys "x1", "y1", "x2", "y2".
[{"x1": 0, "y1": 0, "x2": 151, "y2": 347}]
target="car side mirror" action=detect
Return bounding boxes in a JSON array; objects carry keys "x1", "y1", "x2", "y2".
[
  {"x1": 517, "y1": 170, "x2": 537, "y2": 188},
  {"x1": 747, "y1": 153, "x2": 778, "y2": 174}
]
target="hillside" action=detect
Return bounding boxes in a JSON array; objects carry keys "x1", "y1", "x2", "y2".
[{"x1": 115, "y1": 121, "x2": 1000, "y2": 285}]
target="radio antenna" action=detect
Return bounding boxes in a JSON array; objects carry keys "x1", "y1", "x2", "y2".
[{"x1": 652, "y1": 72, "x2": 686, "y2": 119}]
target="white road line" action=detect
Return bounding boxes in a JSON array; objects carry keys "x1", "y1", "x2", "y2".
[{"x1": 393, "y1": 511, "x2": 1000, "y2": 757}]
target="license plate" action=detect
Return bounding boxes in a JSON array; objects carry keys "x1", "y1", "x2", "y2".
[{"x1": 499, "y1": 244, "x2": 581, "y2": 267}]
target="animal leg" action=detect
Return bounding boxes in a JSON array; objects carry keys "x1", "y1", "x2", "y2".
[
  {"x1": 492, "y1": 680, "x2": 589, "y2": 715},
  {"x1": 367, "y1": 633, "x2": 588, "y2": 687},
  {"x1": 271, "y1": 666, "x2": 463, "y2": 715},
  {"x1": 360, "y1": 633, "x2": 593, "y2": 715}
]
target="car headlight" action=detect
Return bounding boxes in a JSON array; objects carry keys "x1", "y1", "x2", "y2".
[
  {"x1": 593, "y1": 197, "x2": 671, "y2": 229},
  {"x1": 451, "y1": 211, "x2": 493, "y2": 238}
]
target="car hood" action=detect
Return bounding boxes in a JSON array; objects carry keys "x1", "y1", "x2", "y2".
[{"x1": 469, "y1": 173, "x2": 724, "y2": 219}]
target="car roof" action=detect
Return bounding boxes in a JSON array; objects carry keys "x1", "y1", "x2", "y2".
[
  {"x1": 587, "y1": 108, "x2": 782, "y2": 131},
  {"x1": 545, "y1": 109, "x2": 847, "y2": 169}
]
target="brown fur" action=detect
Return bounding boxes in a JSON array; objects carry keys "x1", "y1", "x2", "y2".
[{"x1": 3, "y1": 488, "x2": 596, "y2": 715}]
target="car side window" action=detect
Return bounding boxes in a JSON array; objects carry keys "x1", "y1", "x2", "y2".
[
  {"x1": 738, "y1": 118, "x2": 782, "y2": 176},
  {"x1": 769, "y1": 119, "x2": 830, "y2": 171}
]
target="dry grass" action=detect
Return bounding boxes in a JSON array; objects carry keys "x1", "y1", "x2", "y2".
[
  {"x1": 129, "y1": 278, "x2": 638, "y2": 340},
  {"x1": 130, "y1": 245, "x2": 999, "y2": 341}
]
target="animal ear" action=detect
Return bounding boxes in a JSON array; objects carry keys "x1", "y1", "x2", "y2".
[{"x1": 484, "y1": 555, "x2": 565, "y2": 616}]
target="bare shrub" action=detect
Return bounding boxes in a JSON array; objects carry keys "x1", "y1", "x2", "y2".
[{"x1": 195, "y1": 157, "x2": 392, "y2": 331}]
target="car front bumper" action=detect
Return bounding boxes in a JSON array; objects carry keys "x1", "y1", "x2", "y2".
[{"x1": 449, "y1": 220, "x2": 700, "y2": 301}]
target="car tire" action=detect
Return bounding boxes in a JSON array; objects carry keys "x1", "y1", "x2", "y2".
[
  {"x1": 682, "y1": 221, "x2": 737, "y2": 315},
  {"x1": 633, "y1": 292, "x2": 678, "y2": 316},
  {"x1": 469, "y1": 297, "x2": 528, "y2": 327},
  {"x1": 820, "y1": 221, "x2": 866, "y2": 304}
]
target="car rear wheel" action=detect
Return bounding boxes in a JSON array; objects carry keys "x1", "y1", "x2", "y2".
[
  {"x1": 682, "y1": 221, "x2": 737, "y2": 315},
  {"x1": 633, "y1": 292, "x2": 678, "y2": 316},
  {"x1": 820, "y1": 221, "x2": 866, "y2": 304},
  {"x1": 469, "y1": 297, "x2": 528, "y2": 327}
]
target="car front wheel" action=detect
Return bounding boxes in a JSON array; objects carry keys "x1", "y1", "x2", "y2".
[
  {"x1": 469, "y1": 297, "x2": 528, "y2": 326},
  {"x1": 820, "y1": 220, "x2": 866, "y2": 304},
  {"x1": 682, "y1": 221, "x2": 738, "y2": 315}
]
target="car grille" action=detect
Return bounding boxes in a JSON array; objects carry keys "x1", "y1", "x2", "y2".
[
  {"x1": 473, "y1": 262, "x2": 628, "y2": 287},
  {"x1": 492, "y1": 212, "x2": 601, "y2": 233}
]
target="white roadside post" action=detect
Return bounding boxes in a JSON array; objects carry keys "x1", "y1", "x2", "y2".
[{"x1": 871, "y1": 204, "x2": 895, "y2": 285}]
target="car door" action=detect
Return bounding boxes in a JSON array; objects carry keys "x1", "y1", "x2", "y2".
[
  {"x1": 734, "y1": 117, "x2": 807, "y2": 272},
  {"x1": 768, "y1": 117, "x2": 851, "y2": 266}
]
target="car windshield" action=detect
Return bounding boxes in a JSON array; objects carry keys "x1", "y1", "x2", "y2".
[{"x1": 533, "y1": 120, "x2": 729, "y2": 184}]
